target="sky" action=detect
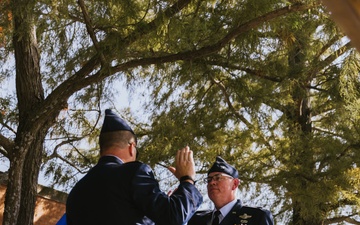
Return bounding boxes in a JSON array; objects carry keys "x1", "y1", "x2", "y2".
[{"x1": 0, "y1": 75, "x2": 138, "y2": 183}]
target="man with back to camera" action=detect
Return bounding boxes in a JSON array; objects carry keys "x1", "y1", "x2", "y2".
[
  {"x1": 66, "y1": 109, "x2": 203, "y2": 225},
  {"x1": 188, "y1": 156, "x2": 274, "y2": 225}
]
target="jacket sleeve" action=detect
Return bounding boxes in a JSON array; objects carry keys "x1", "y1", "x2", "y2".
[
  {"x1": 132, "y1": 163, "x2": 203, "y2": 225},
  {"x1": 56, "y1": 213, "x2": 67, "y2": 225},
  {"x1": 187, "y1": 210, "x2": 211, "y2": 225},
  {"x1": 259, "y1": 209, "x2": 274, "y2": 225}
]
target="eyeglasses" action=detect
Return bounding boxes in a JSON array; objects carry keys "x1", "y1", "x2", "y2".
[{"x1": 204, "y1": 174, "x2": 234, "y2": 183}]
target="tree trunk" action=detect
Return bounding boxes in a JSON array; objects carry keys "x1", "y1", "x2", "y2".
[
  {"x1": 287, "y1": 32, "x2": 323, "y2": 225},
  {"x1": 3, "y1": 133, "x2": 46, "y2": 225},
  {"x1": 292, "y1": 201, "x2": 324, "y2": 225},
  {"x1": 3, "y1": 0, "x2": 47, "y2": 224},
  {"x1": 18, "y1": 135, "x2": 46, "y2": 224},
  {"x1": 3, "y1": 149, "x2": 27, "y2": 225}
]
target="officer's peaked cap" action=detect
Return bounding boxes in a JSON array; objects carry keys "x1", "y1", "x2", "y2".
[
  {"x1": 100, "y1": 109, "x2": 135, "y2": 135},
  {"x1": 208, "y1": 156, "x2": 238, "y2": 178}
]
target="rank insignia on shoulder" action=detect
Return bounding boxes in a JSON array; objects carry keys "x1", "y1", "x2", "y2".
[{"x1": 239, "y1": 213, "x2": 252, "y2": 219}]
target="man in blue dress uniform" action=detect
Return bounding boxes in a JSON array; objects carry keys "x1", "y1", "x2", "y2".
[
  {"x1": 188, "y1": 156, "x2": 273, "y2": 225},
  {"x1": 66, "y1": 109, "x2": 203, "y2": 225}
]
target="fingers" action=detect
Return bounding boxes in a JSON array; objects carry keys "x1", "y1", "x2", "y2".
[
  {"x1": 167, "y1": 166, "x2": 176, "y2": 175},
  {"x1": 176, "y1": 146, "x2": 187, "y2": 164},
  {"x1": 167, "y1": 188, "x2": 177, "y2": 196},
  {"x1": 182, "y1": 146, "x2": 189, "y2": 161},
  {"x1": 187, "y1": 147, "x2": 193, "y2": 162},
  {"x1": 160, "y1": 146, "x2": 195, "y2": 181},
  {"x1": 174, "y1": 146, "x2": 196, "y2": 180},
  {"x1": 177, "y1": 146, "x2": 192, "y2": 162},
  {"x1": 184, "y1": 146, "x2": 192, "y2": 162}
]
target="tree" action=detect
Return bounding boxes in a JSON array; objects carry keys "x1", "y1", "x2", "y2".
[
  {"x1": 133, "y1": 2, "x2": 360, "y2": 225},
  {"x1": 0, "y1": 0, "x2": 359, "y2": 225}
]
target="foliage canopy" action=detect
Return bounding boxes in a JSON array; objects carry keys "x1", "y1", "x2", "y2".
[{"x1": 0, "y1": 0, "x2": 360, "y2": 224}]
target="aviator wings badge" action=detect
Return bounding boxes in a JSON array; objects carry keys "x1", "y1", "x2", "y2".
[{"x1": 239, "y1": 213, "x2": 252, "y2": 219}]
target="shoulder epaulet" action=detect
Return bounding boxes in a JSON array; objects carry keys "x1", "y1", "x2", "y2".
[
  {"x1": 193, "y1": 210, "x2": 212, "y2": 216},
  {"x1": 238, "y1": 205, "x2": 272, "y2": 216},
  {"x1": 242, "y1": 205, "x2": 265, "y2": 210}
]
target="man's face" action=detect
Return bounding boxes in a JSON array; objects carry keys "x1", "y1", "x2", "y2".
[{"x1": 206, "y1": 172, "x2": 238, "y2": 208}]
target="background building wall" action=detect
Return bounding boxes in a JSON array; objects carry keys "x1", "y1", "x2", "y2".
[{"x1": 0, "y1": 172, "x2": 67, "y2": 225}]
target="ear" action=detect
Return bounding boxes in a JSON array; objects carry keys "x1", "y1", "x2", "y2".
[
  {"x1": 232, "y1": 178, "x2": 240, "y2": 190},
  {"x1": 128, "y1": 143, "x2": 135, "y2": 157}
]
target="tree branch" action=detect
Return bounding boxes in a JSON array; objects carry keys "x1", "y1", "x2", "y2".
[
  {"x1": 77, "y1": 0, "x2": 106, "y2": 66},
  {"x1": 34, "y1": 2, "x2": 316, "y2": 135},
  {"x1": 208, "y1": 76, "x2": 252, "y2": 128},
  {"x1": 325, "y1": 214, "x2": 360, "y2": 225},
  {"x1": 0, "y1": 134, "x2": 13, "y2": 157},
  {"x1": 121, "y1": 0, "x2": 193, "y2": 45},
  {"x1": 110, "y1": 3, "x2": 316, "y2": 70},
  {"x1": 203, "y1": 59, "x2": 283, "y2": 82}
]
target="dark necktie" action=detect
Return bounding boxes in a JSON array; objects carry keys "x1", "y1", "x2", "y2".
[{"x1": 212, "y1": 210, "x2": 221, "y2": 225}]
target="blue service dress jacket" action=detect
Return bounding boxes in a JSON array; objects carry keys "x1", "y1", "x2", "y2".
[
  {"x1": 187, "y1": 200, "x2": 274, "y2": 225},
  {"x1": 66, "y1": 156, "x2": 203, "y2": 225}
]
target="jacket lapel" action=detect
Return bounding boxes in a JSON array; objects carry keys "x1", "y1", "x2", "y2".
[{"x1": 219, "y1": 200, "x2": 242, "y2": 225}]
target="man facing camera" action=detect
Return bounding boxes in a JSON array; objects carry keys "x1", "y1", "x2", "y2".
[
  {"x1": 188, "y1": 156, "x2": 273, "y2": 225},
  {"x1": 66, "y1": 109, "x2": 203, "y2": 225}
]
